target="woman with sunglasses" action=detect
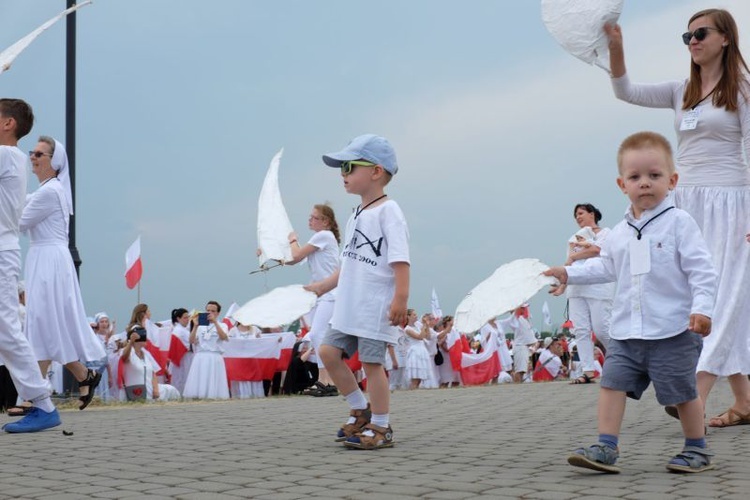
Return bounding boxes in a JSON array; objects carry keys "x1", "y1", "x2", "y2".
[
  {"x1": 286, "y1": 204, "x2": 341, "y2": 396},
  {"x1": 21, "y1": 136, "x2": 105, "y2": 410},
  {"x1": 605, "y1": 9, "x2": 750, "y2": 429}
]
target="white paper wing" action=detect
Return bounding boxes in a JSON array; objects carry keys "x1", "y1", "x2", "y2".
[
  {"x1": 0, "y1": 1, "x2": 93, "y2": 76},
  {"x1": 541, "y1": 0, "x2": 623, "y2": 71},
  {"x1": 257, "y1": 148, "x2": 294, "y2": 267},
  {"x1": 233, "y1": 285, "x2": 317, "y2": 328},
  {"x1": 454, "y1": 258, "x2": 556, "y2": 334}
]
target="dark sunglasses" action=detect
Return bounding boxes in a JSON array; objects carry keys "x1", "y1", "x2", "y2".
[
  {"x1": 682, "y1": 26, "x2": 721, "y2": 45},
  {"x1": 29, "y1": 151, "x2": 52, "y2": 159}
]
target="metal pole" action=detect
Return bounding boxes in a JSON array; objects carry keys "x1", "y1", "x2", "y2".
[
  {"x1": 66, "y1": 0, "x2": 81, "y2": 277},
  {"x1": 64, "y1": 0, "x2": 80, "y2": 395}
]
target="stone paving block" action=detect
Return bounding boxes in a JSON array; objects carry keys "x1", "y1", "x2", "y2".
[
  {"x1": 422, "y1": 491, "x2": 477, "y2": 499},
  {"x1": 90, "y1": 490, "x2": 144, "y2": 499},
  {"x1": 177, "y1": 480, "x2": 246, "y2": 493},
  {"x1": 252, "y1": 494, "x2": 308, "y2": 500},
  {"x1": 62, "y1": 485, "x2": 117, "y2": 495}
]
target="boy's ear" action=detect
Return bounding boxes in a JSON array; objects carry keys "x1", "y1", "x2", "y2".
[
  {"x1": 616, "y1": 176, "x2": 627, "y2": 193},
  {"x1": 668, "y1": 172, "x2": 679, "y2": 190}
]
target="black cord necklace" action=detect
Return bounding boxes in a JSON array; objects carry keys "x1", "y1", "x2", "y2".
[
  {"x1": 355, "y1": 194, "x2": 387, "y2": 219},
  {"x1": 627, "y1": 206, "x2": 674, "y2": 240}
]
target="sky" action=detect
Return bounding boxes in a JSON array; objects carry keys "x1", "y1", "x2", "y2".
[{"x1": 1, "y1": 1, "x2": 748, "y2": 331}]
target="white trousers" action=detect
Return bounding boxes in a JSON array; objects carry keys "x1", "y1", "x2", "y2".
[
  {"x1": 569, "y1": 297, "x2": 612, "y2": 372},
  {"x1": 0, "y1": 251, "x2": 50, "y2": 402}
]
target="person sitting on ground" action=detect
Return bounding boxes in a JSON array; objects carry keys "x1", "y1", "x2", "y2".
[
  {"x1": 121, "y1": 328, "x2": 181, "y2": 402},
  {"x1": 533, "y1": 337, "x2": 567, "y2": 382}
]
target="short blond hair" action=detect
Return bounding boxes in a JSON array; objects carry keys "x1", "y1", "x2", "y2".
[{"x1": 617, "y1": 131, "x2": 675, "y2": 173}]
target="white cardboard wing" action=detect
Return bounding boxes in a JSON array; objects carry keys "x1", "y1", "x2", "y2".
[
  {"x1": 541, "y1": 0, "x2": 623, "y2": 71},
  {"x1": 233, "y1": 285, "x2": 317, "y2": 328},
  {"x1": 0, "y1": 1, "x2": 93, "y2": 76},
  {"x1": 257, "y1": 148, "x2": 294, "y2": 268},
  {"x1": 454, "y1": 258, "x2": 556, "y2": 334}
]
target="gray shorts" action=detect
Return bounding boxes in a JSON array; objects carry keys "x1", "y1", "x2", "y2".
[
  {"x1": 322, "y1": 328, "x2": 387, "y2": 365},
  {"x1": 601, "y1": 330, "x2": 702, "y2": 406}
]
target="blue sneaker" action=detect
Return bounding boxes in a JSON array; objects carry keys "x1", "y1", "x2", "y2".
[
  {"x1": 567, "y1": 443, "x2": 621, "y2": 473},
  {"x1": 2, "y1": 407, "x2": 61, "y2": 433}
]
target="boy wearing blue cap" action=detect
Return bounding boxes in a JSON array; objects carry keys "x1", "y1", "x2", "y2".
[{"x1": 307, "y1": 134, "x2": 410, "y2": 449}]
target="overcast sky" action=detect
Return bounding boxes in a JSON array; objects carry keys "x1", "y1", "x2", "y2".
[{"x1": 2, "y1": 1, "x2": 748, "y2": 330}]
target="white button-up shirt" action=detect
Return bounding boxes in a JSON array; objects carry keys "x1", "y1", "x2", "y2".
[{"x1": 566, "y1": 196, "x2": 717, "y2": 341}]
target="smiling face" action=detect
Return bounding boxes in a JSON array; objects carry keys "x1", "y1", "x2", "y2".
[
  {"x1": 574, "y1": 207, "x2": 596, "y2": 229},
  {"x1": 617, "y1": 147, "x2": 678, "y2": 218},
  {"x1": 29, "y1": 140, "x2": 54, "y2": 182},
  {"x1": 686, "y1": 14, "x2": 728, "y2": 67}
]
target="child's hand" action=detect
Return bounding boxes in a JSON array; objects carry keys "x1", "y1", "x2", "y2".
[
  {"x1": 543, "y1": 267, "x2": 568, "y2": 296},
  {"x1": 689, "y1": 314, "x2": 711, "y2": 336},
  {"x1": 304, "y1": 282, "x2": 323, "y2": 297},
  {"x1": 388, "y1": 297, "x2": 408, "y2": 327}
]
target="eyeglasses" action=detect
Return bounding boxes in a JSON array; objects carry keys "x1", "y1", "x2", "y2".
[
  {"x1": 682, "y1": 26, "x2": 721, "y2": 45},
  {"x1": 340, "y1": 160, "x2": 377, "y2": 176},
  {"x1": 29, "y1": 151, "x2": 52, "y2": 159}
]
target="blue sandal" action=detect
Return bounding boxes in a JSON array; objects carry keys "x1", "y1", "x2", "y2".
[
  {"x1": 567, "y1": 444, "x2": 620, "y2": 473},
  {"x1": 666, "y1": 446, "x2": 715, "y2": 473}
]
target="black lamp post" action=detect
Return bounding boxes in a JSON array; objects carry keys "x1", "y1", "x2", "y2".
[{"x1": 66, "y1": 0, "x2": 81, "y2": 276}]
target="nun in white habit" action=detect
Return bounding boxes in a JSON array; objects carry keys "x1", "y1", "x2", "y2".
[{"x1": 20, "y1": 136, "x2": 105, "y2": 410}]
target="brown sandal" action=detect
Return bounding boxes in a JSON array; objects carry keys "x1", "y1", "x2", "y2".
[
  {"x1": 708, "y1": 407, "x2": 750, "y2": 428},
  {"x1": 335, "y1": 404, "x2": 371, "y2": 442},
  {"x1": 343, "y1": 423, "x2": 395, "y2": 450}
]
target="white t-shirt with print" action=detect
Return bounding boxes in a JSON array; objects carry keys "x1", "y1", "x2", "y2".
[
  {"x1": 306, "y1": 230, "x2": 339, "y2": 302},
  {"x1": 330, "y1": 199, "x2": 409, "y2": 343}
]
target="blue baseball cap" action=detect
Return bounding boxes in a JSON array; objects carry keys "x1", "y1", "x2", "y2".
[{"x1": 322, "y1": 134, "x2": 398, "y2": 175}]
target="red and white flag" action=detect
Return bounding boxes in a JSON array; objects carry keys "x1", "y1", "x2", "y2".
[
  {"x1": 125, "y1": 236, "x2": 142, "y2": 289},
  {"x1": 459, "y1": 332, "x2": 500, "y2": 386}
]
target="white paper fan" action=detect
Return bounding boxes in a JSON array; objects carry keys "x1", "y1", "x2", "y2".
[
  {"x1": 454, "y1": 258, "x2": 556, "y2": 333},
  {"x1": 233, "y1": 285, "x2": 317, "y2": 328},
  {"x1": 541, "y1": 0, "x2": 623, "y2": 71}
]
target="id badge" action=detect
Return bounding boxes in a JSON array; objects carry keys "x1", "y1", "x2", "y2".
[
  {"x1": 630, "y1": 237, "x2": 651, "y2": 275},
  {"x1": 680, "y1": 109, "x2": 700, "y2": 131}
]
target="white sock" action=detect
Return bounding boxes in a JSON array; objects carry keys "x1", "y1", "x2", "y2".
[
  {"x1": 371, "y1": 413, "x2": 389, "y2": 428},
  {"x1": 344, "y1": 390, "x2": 368, "y2": 424},
  {"x1": 33, "y1": 397, "x2": 55, "y2": 413}
]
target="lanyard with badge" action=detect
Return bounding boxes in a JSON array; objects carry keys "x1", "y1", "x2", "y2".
[
  {"x1": 627, "y1": 206, "x2": 674, "y2": 275},
  {"x1": 680, "y1": 88, "x2": 715, "y2": 131}
]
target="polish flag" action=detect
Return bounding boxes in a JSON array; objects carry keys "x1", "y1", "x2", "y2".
[
  {"x1": 459, "y1": 333, "x2": 500, "y2": 385},
  {"x1": 124, "y1": 236, "x2": 142, "y2": 289},
  {"x1": 223, "y1": 336, "x2": 281, "y2": 381},
  {"x1": 168, "y1": 334, "x2": 189, "y2": 367}
]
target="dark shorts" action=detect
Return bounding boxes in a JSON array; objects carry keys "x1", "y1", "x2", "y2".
[
  {"x1": 601, "y1": 330, "x2": 702, "y2": 406},
  {"x1": 322, "y1": 328, "x2": 387, "y2": 365}
]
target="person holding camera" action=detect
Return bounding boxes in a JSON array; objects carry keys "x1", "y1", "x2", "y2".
[
  {"x1": 120, "y1": 327, "x2": 180, "y2": 402},
  {"x1": 183, "y1": 301, "x2": 229, "y2": 399}
]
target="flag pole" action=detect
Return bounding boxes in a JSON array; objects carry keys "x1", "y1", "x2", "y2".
[{"x1": 137, "y1": 281, "x2": 141, "y2": 304}]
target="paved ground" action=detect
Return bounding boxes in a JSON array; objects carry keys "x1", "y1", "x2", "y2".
[{"x1": 0, "y1": 380, "x2": 746, "y2": 499}]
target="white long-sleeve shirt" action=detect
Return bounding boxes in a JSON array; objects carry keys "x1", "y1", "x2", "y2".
[{"x1": 566, "y1": 195, "x2": 717, "y2": 341}]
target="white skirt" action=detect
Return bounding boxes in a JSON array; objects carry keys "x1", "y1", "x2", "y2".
[
  {"x1": 230, "y1": 381, "x2": 266, "y2": 399},
  {"x1": 437, "y1": 348, "x2": 460, "y2": 384},
  {"x1": 676, "y1": 186, "x2": 750, "y2": 376},
  {"x1": 24, "y1": 243, "x2": 105, "y2": 364},
  {"x1": 182, "y1": 352, "x2": 229, "y2": 399},
  {"x1": 155, "y1": 383, "x2": 181, "y2": 401},
  {"x1": 405, "y1": 344, "x2": 432, "y2": 381}
]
